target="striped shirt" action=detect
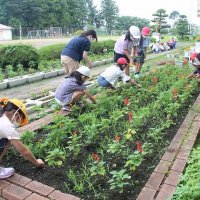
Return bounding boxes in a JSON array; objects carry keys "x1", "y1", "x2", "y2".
[{"x1": 55, "y1": 77, "x2": 86, "y2": 104}]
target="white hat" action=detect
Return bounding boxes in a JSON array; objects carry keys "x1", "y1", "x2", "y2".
[
  {"x1": 76, "y1": 66, "x2": 90, "y2": 77},
  {"x1": 129, "y1": 26, "x2": 140, "y2": 39}
]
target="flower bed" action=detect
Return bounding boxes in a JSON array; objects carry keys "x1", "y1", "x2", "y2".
[{"x1": 4, "y1": 65, "x2": 200, "y2": 200}]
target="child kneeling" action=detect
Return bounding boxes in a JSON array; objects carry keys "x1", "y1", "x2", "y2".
[
  {"x1": 97, "y1": 58, "x2": 141, "y2": 89},
  {"x1": 55, "y1": 66, "x2": 96, "y2": 111}
]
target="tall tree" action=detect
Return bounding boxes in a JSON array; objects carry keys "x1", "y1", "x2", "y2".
[
  {"x1": 175, "y1": 15, "x2": 190, "y2": 40},
  {"x1": 100, "y1": 0, "x2": 119, "y2": 34},
  {"x1": 151, "y1": 9, "x2": 170, "y2": 33},
  {"x1": 87, "y1": 0, "x2": 98, "y2": 26},
  {"x1": 115, "y1": 16, "x2": 150, "y2": 30}
]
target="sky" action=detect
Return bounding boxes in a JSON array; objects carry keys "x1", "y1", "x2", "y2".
[{"x1": 94, "y1": 0, "x2": 200, "y2": 25}]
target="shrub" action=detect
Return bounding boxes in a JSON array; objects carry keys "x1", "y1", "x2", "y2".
[
  {"x1": 73, "y1": 30, "x2": 83, "y2": 36},
  {"x1": 38, "y1": 43, "x2": 65, "y2": 61},
  {"x1": 38, "y1": 40, "x2": 116, "y2": 61},
  {"x1": 0, "y1": 45, "x2": 39, "y2": 70},
  {"x1": 90, "y1": 40, "x2": 115, "y2": 54}
]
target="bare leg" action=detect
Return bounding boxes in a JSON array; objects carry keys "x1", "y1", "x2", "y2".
[
  {"x1": 125, "y1": 64, "x2": 130, "y2": 76},
  {"x1": 70, "y1": 91, "x2": 84, "y2": 105}
]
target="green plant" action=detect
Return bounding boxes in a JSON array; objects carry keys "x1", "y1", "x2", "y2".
[
  {"x1": 5, "y1": 65, "x2": 17, "y2": 78},
  {"x1": 125, "y1": 151, "x2": 144, "y2": 171},
  {"x1": 16, "y1": 64, "x2": 25, "y2": 76},
  {"x1": 0, "y1": 68, "x2": 5, "y2": 81},
  {"x1": 108, "y1": 169, "x2": 131, "y2": 193},
  {"x1": 89, "y1": 161, "x2": 106, "y2": 176},
  {"x1": 0, "y1": 44, "x2": 39, "y2": 69},
  {"x1": 45, "y1": 148, "x2": 66, "y2": 167}
]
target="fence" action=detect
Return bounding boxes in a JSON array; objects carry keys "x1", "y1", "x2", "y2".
[{"x1": 12, "y1": 27, "x2": 123, "y2": 39}]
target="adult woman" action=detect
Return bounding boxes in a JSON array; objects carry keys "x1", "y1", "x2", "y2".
[
  {"x1": 0, "y1": 98, "x2": 44, "y2": 179},
  {"x1": 114, "y1": 26, "x2": 140, "y2": 75},
  {"x1": 61, "y1": 30, "x2": 98, "y2": 75}
]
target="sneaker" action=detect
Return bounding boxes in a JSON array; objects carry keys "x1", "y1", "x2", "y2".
[
  {"x1": 0, "y1": 166, "x2": 15, "y2": 179},
  {"x1": 134, "y1": 74, "x2": 140, "y2": 78},
  {"x1": 62, "y1": 105, "x2": 72, "y2": 112}
]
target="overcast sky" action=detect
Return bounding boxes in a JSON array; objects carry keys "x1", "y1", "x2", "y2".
[{"x1": 94, "y1": 0, "x2": 199, "y2": 25}]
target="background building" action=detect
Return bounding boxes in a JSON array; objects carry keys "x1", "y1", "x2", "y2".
[{"x1": 0, "y1": 24, "x2": 13, "y2": 40}]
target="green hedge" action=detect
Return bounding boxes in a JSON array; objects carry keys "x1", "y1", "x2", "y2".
[
  {"x1": 0, "y1": 45, "x2": 39, "y2": 70},
  {"x1": 38, "y1": 40, "x2": 116, "y2": 61},
  {"x1": 38, "y1": 43, "x2": 65, "y2": 61}
]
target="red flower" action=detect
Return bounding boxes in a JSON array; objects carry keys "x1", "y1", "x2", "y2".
[
  {"x1": 92, "y1": 153, "x2": 100, "y2": 162},
  {"x1": 172, "y1": 88, "x2": 178, "y2": 98},
  {"x1": 72, "y1": 130, "x2": 78, "y2": 136},
  {"x1": 124, "y1": 97, "x2": 129, "y2": 106},
  {"x1": 115, "y1": 135, "x2": 121, "y2": 142},
  {"x1": 128, "y1": 112, "x2": 133, "y2": 122},
  {"x1": 136, "y1": 141, "x2": 143, "y2": 152}
]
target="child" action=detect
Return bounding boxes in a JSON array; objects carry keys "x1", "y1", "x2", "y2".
[
  {"x1": 97, "y1": 58, "x2": 141, "y2": 90},
  {"x1": 55, "y1": 66, "x2": 96, "y2": 111},
  {"x1": 133, "y1": 26, "x2": 151, "y2": 78},
  {"x1": 187, "y1": 52, "x2": 200, "y2": 79},
  {"x1": 0, "y1": 98, "x2": 44, "y2": 179},
  {"x1": 114, "y1": 26, "x2": 140, "y2": 75}
]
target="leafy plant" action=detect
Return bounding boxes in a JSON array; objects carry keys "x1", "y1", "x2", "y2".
[
  {"x1": 5, "y1": 65, "x2": 17, "y2": 78},
  {"x1": 0, "y1": 68, "x2": 5, "y2": 81},
  {"x1": 108, "y1": 169, "x2": 131, "y2": 193},
  {"x1": 16, "y1": 64, "x2": 25, "y2": 76},
  {"x1": 45, "y1": 148, "x2": 66, "y2": 167}
]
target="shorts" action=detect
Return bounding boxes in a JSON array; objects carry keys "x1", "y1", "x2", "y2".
[
  {"x1": 114, "y1": 52, "x2": 130, "y2": 63},
  {"x1": 0, "y1": 138, "x2": 9, "y2": 155},
  {"x1": 97, "y1": 76, "x2": 112, "y2": 87},
  {"x1": 61, "y1": 55, "x2": 79, "y2": 75},
  {"x1": 133, "y1": 51, "x2": 145, "y2": 63}
]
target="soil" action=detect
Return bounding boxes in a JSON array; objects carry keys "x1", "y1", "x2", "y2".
[{"x1": 3, "y1": 89, "x2": 199, "y2": 200}]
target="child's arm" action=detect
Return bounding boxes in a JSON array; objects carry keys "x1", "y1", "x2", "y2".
[
  {"x1": 130, "y1": 79, "x2": 141, "y2": 87},
  {"x1": 84, "y1": 90, "x2": 96, "y2": 103}
]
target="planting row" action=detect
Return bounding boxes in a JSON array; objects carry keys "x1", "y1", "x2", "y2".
[
  {"x1": 0, "y1": 57, "x2": 113, "y2": 90},
  {"x1": 5, "y1": 65, "x2": 199, "y2": 200}
]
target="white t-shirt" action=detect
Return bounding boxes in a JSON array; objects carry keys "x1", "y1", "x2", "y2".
[
  {"x1": 100, "y1": 64, "x2": 130, "y2": 86},
  {"x1": 0, "y1": 114, "x2": 20, "y2": 140}
]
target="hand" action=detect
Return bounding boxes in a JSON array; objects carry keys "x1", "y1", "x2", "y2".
[{"x1": 36, "y1": 159, "x2": 44, "y2": 168}]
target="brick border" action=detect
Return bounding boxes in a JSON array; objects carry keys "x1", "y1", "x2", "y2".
[
  {"x1": 136, "y1": 94, "x2": 200, "y2": 200},
  {"x1": 1, "y1": 173, "x2": 80, "y2": 200}
]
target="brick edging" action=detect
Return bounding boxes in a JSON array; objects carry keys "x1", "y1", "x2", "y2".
[
  {"x1": 136, "y1": 93, "x2": 200, "y2": 200},
  {"x1": 0, "y1": 173, "x2": 80, "y2": 200}
]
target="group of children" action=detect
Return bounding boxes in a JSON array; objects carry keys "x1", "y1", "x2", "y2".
[
  {"x1": 55, "y1": 26, "x2": 149, "y2": 111},
  {"x1": 0, "y1": 28, "x2": 199, "y2": 180}
]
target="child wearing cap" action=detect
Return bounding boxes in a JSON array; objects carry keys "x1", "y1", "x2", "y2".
[
  {"x1": 0, "y1": 98, "x2": 44, "y2": 179},
  {"x1": 61, "y1": 30, "x2": 98, "y2": 75},
  {"x1": 55, "y1": 66, "x2": 96, "y2": 111},
  {"x1": 133, "y1": 26, "x2": 151, "y2": 78},
  {"x1": 97, "y1": 58, "x2": 141, "y2": 90},
  {"x1": 187, "y1": 52, "x2": 200, "y2": 79},
  {"x1": 114, "y1": 26, "x2": 140, "y2": 75}
]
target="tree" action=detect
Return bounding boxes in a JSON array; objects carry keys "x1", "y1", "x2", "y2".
[
  {"x1": 115, "y1": 16, "x2": 150, "y2": 30},
  {"x1": 87, "y1": 0, "x2": 98, "y2": 26},
  {"x1": 100, "y1": 0, "x2": 119, "y2": 34},
  {"x1": 169, "y1": 11, "x2": 180, "y2": 20},
  {"x1": 151, "y1": 9, "x2": 170, "y2": 33},
  {"x1": 175, "y1": 15, "x2": 190, "y2": 40}
]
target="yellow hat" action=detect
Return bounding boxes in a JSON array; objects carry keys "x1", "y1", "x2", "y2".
[{"x1": 0, "y1": 98, "x2": 28, "y2": 126}]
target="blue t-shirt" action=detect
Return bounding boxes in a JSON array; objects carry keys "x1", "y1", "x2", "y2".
[{"x1": 61, "y1": 36, "x2": 91, "y2": 62}]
